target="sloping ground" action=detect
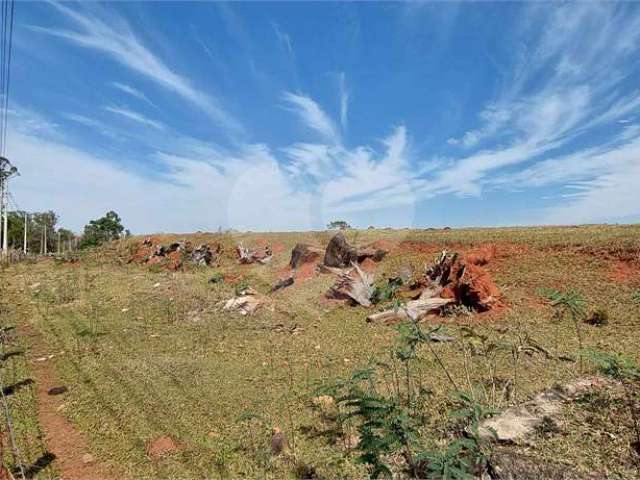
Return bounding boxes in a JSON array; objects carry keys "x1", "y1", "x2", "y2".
[{"x1": 1, "y1": 225, "x2": 639, "y2": 478}]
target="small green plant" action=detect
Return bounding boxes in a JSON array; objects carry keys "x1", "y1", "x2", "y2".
[
  {"x1": 312, "y1": 317, "x2": 475, "y2": 478},
  {"x1": 321, "y1": 364, "x2": 421, "y2": 478},
  {"x1": 371, "y1": 277, "x2": 403, "y2": 305},
  {"x1": 234, "y1": 278, "x2": 250, "y2": 296},
  {"x1": 415, "y1": 392, "x2": 496, "y2": 480},
  {"x1": 208, "y1": 272, "x2": 224, "y2": 284},
  {"x1": 632, "y1": 291, "x2": 640, "y2": 304}
]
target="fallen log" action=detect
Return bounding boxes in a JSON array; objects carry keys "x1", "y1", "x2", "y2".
[
  {"x1": 271, "y1": 276, "x2": 294, "y2": 293},
  {"x1": 366, "y1": 297, "x2": 454, "y2": 323}
]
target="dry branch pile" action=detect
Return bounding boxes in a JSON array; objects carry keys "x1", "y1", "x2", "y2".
[
  {"x1": 236, "y1": 242, "x2": 273, "y2": 264},
  {"x1": 367, "y1": 249, "x2": 503, "y2": 322},
  {"x1": 130, "y1": 238, "x2": 221, "y2": 270}
]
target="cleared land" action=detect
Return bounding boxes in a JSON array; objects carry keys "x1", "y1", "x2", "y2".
[{"x1": 1, "y1": 225, "x2": 640, "y2": 478}]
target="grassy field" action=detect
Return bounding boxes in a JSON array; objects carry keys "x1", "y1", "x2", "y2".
[{"x1": 2, "y1": 224, "x2": 640, "y2": 478}]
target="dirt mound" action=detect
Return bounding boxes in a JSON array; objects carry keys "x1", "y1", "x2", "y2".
[
  {"x1": 359, "y1": 257, "x2": 377, "y2": 274},
  {"x1": 607, "y1": 259, "x2": 638, "y2": 284},
  {"x1": 295, "y1": 260, "x2": 319, "y2": 281},
  {"x1": 146, "y1": 435, "x2": 183, "y2": 459},
  {"x1": 371, "y1": 239, "x2": 397, "y2": 252},
  {"x1": 398, "y1": 240, "x2": 440, "y2": 255},
  {"x1": 465, "y1": 245, "x2": 496, "y2": 266}
]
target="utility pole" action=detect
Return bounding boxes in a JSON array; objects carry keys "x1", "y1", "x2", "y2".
[
  {"x1": 0, "y1": 157, "x2": 19, "y2": 257},
  {"x1": 57, "y1": 231, "x2": 60, "y2": 254},
  {"x1": 43, "y1": 221, "x2": 47, "y2": 255},
  {"x1": 23, "y1": 212, "x2": 27, "y2": 254}
]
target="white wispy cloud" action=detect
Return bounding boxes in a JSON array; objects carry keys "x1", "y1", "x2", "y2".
[
  {"x1": 8, "y1": 109, "x2": 312, "y2": 233},
  {"x1": 282, "y1": 92, "x2": 340, "y2": 144},
  {"x1": 338, "y1": 72, "x2": 349, "y2": 132},
  {"x1": 111, "y1": 82, "x2": 157, "y2": 109},
  {"x1": 272, "y1": 22, "x2": 293, "y2": 56},
  {"x1": 434, "y1": 2, "x2": 640, "y2": 210},
  {"x1": 31, "y1": 2, "x2": 243, "y2": 136},
  {"x1": 104, "y1": 106, "x2": 165, "y2": 130}
]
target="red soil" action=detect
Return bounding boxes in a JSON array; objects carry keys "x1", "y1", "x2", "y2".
[
  {"x1": 398, "y1": 240, "x2": 441, "y2": 255},
  {"x1": 608, "y1": 260, "x2": 638, "y2": 284},
  {"x1": 146, "y1": 435, "x2": 183, "y2": 459},
  {"x1": 465, "y1": 245, "x2": 496, "y2": 266},
  {"x1": 22, "y1": 324, "x2": 119, "y2": 480},
  {"x1": 295, "y1": 261, "x2": 319, "y2": 281},
  {"x1": 359, "y1": 257, "x2": 377, "y2": 274},
  {"x1": 371, "y1": 239, "x2": 397, "y2": 252}
]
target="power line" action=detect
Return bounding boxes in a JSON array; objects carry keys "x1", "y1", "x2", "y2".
[
  {"x1": 2, "y1": 0, "x2": 14, "y2": 155},
  {"x1": 0, "y1": 0, "x2": 15, "y2": 156}
]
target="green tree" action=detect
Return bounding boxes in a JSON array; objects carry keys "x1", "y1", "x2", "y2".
[
  {"x1": 327, "y1": 220, "x2": 351, "y2": 230},
  {"x1": 80, "y1": 211, "x2": 126, "y2": 248}
]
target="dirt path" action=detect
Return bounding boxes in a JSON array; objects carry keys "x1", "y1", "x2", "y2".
[{"x1": 21, "y1": 324, "x2": 117, "y2": 480}]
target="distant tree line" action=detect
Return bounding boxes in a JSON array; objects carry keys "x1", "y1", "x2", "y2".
[
  {"x1": 3, "y1": 209, "x2": 128, "y2": 253},
  {"x1": 4, "y1": 210, "x2": 74, "y2": 253},
  {"x1": 327, "y1": 220, "x2": 351, "y2": 230}
]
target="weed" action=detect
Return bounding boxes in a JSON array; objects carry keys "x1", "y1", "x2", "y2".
[
  {"x1": 371, "y1": 277, "x2": 403, "y2": 305},
  {"x1": 209, "y1": 272, "x2": 224, "y2": 284},
  {"x1": 417, "y1": 392, "x2": 496, "y2": 479},
  {"x1": 234, "y1": 278, "x2": 250, "y2": 296},
  {"x1": 584, "y1": 349, "x2": 640, "y2": 465}
]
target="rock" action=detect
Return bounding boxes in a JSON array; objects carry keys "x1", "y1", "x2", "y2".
[
  {"x1": 270, "y1": 426, "x2": 287, "y2": 456},
  {"x1": 478, "y1": 376, "x2": 614, "y2": 443},
  {"x1": 223, "y1": 291, "x2": 263, "y2": 316},
  {"x1": 324, "y1": 232, "x2": 358, "y2": 268},
  {"x1": 47, "y1": 386, "x2": 68, "y2": 395},
  {"x1": 289, "y1": 243, "x2": 323, "y2": 269},
  {"x1": 81, "y1": 453, "x2": 94, "y2": 464},
  {"x1": 146, "y1": 435, "x2": 182, "y2": 458}
]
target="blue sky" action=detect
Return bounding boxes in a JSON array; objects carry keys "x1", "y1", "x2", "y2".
[{"x1": 7, "y1": 1, "x2": 640, "y2": 233}]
